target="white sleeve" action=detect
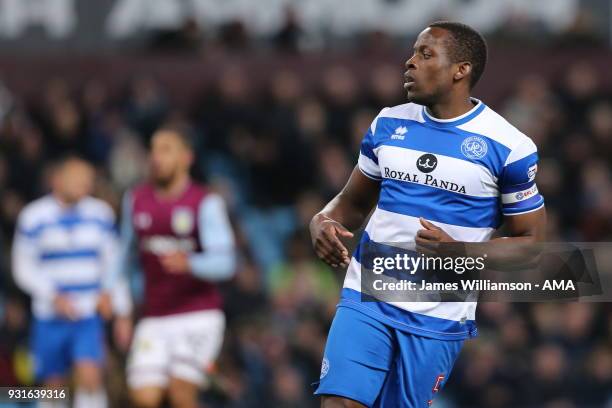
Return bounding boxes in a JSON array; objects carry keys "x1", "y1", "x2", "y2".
[
  {"x1": 500, "y1": 138, "x2": 544, "y2": 215},
  {"x1": 98, "y1": 205, "x2": 133, "y2": 317},
  {"x1": 188, "y1": 194, "x2": 237, "y2": 281},
  {"x1": 12, "y1": 212, "x2": 56, "y2": 301},
  {"x1": 357, "y1": 109, "x2": 387, "y2": 180},
  {"x1": 111, "y1": 277, "x2": 133, "y2": 317}
]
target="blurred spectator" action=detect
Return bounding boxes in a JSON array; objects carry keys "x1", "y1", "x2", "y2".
[
  {"x1": 0, "y1": 80, "x2": 13, "y2": 124},
  {"x1": 273, "y1": 6, "x2": 303, "y2": 53},
  {"x1": 268, "y1": 230, "x2": 339, "y2": 315},
  {"x1": 557, "y1": 62, "x2": 602, "y2": 124},
  {"x1": 218, "y1": 20, "x2": 251, "y2": 50},
  {"x1": 576, "y1": 345, "x2": 612, "y2": 407},
  {"x1": 269, "y1": 364, "x2": 310, "y2": 408},
  {"x1": 365, "y1": 64, "x2": 404, "y2": 109},
  {"x1": 0, "y1": 295, "x2": 30, "y2": 387},
  {"x1": 124, "y1": 76, "x2": 168, "y2": 140},
  {"x1": 35, "y1": 78, "x2": 86, "y2": 158},
  {"x1": 108, "y1": 128, "x2": 148, "y2": 190},
  {"x1": 321, "y1": 66, "x2": 360, "y2": 146},
  {"x1": 527, "y1": 344, "x2": 572, "y2": 405},
  {"x1": 149, "y1": 17, "x2": 205, "y2": 53}
]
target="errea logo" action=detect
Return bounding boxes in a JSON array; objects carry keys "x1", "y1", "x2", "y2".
[{"x1": 391, "y1": 126, "x2": 408, "y2": 140}]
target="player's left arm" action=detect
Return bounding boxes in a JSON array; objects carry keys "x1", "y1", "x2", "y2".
[
  {"x1": 103, "y1": 191, "x2": 139, "y2": 290},
  {"x1": 417, "y1": 208, "x2": 546, "y2": 267},
  {"x1": 482, "y1": 207, "x2": 546, "y2": 267},
  {"x1": 417, "y1": 138, "x2": 546, "y2": 266},
  {"x1": 98, "y1": 204, "x2": 133, "y2": 319},
  {"x1": 93, "y1": 193, "x2": 138, "y2": 352},
  {"x1": 162, "y1": 193, "x2": 237, "y2": 280}
]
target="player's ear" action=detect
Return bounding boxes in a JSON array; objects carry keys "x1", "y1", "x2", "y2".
[
  {"x1": 454, "y1": 62, "x2": 472, "y2": 82},
  {"x1": 185, "y1": 149, "x2": 195, "y2": 167}
]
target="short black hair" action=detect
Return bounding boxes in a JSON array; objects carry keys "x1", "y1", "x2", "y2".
[
  {"x1": 428, "y1": 21, "x2": 488, "y2": 88},
  {"x1": 154, "y1": 121, "x2": 196, "y2": 151},
  {"x1": 50, "y1": 152, "x2": 89, "y2": 169},
  {"x1": 46, "y1": 152, "x2": 92, "y2": 178}
]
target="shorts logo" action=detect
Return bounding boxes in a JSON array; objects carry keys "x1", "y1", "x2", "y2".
[
  {"x1": 171, "y1": 207, "x2": 194, "y2": 236},
  {"x1": 320, "y1": 357, "x2": 329, "y2": 379},
  {"x1": 428, "y1": 374, "x2": 445, "y2": 406},
  {"x1": 461, "y1": 136, "x2": 488, "y2": 159},
  {"x1": 416, "y1": 153, "x2": 437, "y2": 173}
]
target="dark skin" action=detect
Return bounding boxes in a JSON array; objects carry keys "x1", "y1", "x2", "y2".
[{"x1": 310, "y1": 27, "x2": 546, "y2": 408}]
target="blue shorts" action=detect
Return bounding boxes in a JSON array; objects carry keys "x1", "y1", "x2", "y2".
[
  {"x1": 31, "y1": 316, "x2": 105, "y2": 381},
  {"x1": 314, "y1": 306, "x2": 463, "y2": 407}
]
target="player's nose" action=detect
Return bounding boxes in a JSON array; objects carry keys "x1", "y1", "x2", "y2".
[{"x1": 404, "y1": 58, "x2": 416, "y2": 71}]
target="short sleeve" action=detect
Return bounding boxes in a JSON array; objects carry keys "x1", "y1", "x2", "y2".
[
  {"x1": 499, "y1": 138, "x2": 545, "y2": 215},
  {"x1": 357, "y1": 109, "x2": 387, "y2": 180}
]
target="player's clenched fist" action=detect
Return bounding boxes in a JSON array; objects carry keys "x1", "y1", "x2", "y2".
[
  {"x1": 416, "y1": 217, "x2": 466, "y2": 257},
  {"x1": 310, "y1": 213, "x2": 354, "y2": 268},
  {"x1": 96, "y1": 292, "x2": 113, "y2": 320},
  {"x1": 53, "y1": 294, "x2": 78, "y2": 321}
]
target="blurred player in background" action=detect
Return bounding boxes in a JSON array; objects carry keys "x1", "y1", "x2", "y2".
[
  {"x1": 106, "y1": 124, "x2": 237, "y2": 408},
  {"x1": 12, "y1": 155, "x2": 132, "y2": 408},
  {"x1": 310, "y1": 21, "x2": 546, "y2": 407}
]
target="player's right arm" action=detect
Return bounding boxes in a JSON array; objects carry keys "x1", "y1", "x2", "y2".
[
  {"x1": 100, "y1": 192, "x2": 137, "y2": 350},
  {"x1": 103, "y1": 191, "x2": 138, "y2": 290},
  {"x1": 310, "y1": 167, "x2": 381, "y2": 268},
  {"x1": 12, "y1": 208, "x2": 78, "y2": 319},
  {"x1": 311, "y1": 110, "x2": 385, "y2": 268},
  {"x1": 12, "y1": 211, "x2": 54, "y2": 299}
]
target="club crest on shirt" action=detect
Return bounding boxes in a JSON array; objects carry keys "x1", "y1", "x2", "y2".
[
  {"x1": 320, "y1": 357, "x2": 329, "y2": 379},
  {"x1": 171, "y1": 207, "x2": 194, "y2": 236},
  {"x1": 134, "y1": 212, "x2": 152, "y2": 230},
  {"x1": 461, "y1": 136, "x2": 488, "y2": 159}
]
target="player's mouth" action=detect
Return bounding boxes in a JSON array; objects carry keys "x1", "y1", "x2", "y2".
[{"x1": 403, "y1": 74, "x2": 415, "y2": 89}]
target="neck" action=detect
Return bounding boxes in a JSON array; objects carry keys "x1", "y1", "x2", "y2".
[
  {"x1": 426, "y1": 93, "x2": 475, "y2": 120},
  {"x1": 53, "y1": 193, "x2": 77, "y2": 208},
  {"x1": 156, "y1": 173, "x2": 190, "y2": 198}
]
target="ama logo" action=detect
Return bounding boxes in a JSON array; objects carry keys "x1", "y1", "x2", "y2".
[{"x1": 391, "y1": 126, "x2": 408, "y2": 140}]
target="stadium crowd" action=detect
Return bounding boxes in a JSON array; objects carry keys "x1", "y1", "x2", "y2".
[{"x1": 0, "y1": 49, "x2": 611, "y2": 407}]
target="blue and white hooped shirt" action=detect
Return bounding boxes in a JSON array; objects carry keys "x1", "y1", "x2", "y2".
[
  {"x1": 341, "y1": 99, "x2": 544, "y2": 340},
  {"x1": 12, "y1": 195, "x2": 130, "y2": 319}
]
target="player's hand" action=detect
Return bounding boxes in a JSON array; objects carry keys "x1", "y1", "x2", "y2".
[
  {"x1": 161, "y1": 251, "x2": 191, "y2": 274},
  {"x1": 310, "y1": 213, "x2": 353, "y2": 268},
  {"x1": 53, "y1": 294, "x2": 78, "y2": 321},
  {"x1": 416, "y1": 217, "x2": 465, "y2": 257},
  {"x1": 113, "y1": 316, "x2": 133, "y2": 353},
  {"x1": 96, "y1": 291, "x2": 113, "y2": 320}
]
